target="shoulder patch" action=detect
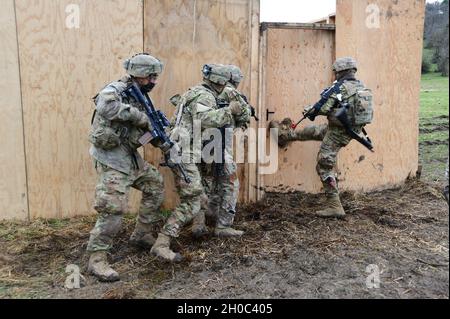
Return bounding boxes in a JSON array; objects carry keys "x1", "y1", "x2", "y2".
[{"x1": 195, "y1": 103, "x2": 213, "y2": 113}]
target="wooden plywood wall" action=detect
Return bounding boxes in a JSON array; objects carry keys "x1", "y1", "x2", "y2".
[
  {"x1": 0, "y1": 0, "x2": 29, "y2": 220},
  {"x1": 260, "y1": 24, "x2": 336, "y2": 193},
  {"x1": 335, "y1": 0, "x2": 425, "y2": 191},
  {"x1": 0, "y1": 0, "x2": 425, "y2": 220},
  {"x1": 143, "y1": 0, "x2": 260, "y2": 207},
  {"x1": 15, "y1": 0, "x2": 144, "y2": 219}
]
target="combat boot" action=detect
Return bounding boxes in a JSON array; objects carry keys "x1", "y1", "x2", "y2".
[
  {"x1": 205, "y1": 207, "x2": 219, "y2": 224},
  {"x1": 316, "y1": 194, "x2": 346, "y2": 218},
  {"x1": 214, "y1": 226, "x2": 244, "y2": 237},
  {"x1": 150, "y1": 233, "x2": 184, "y2": 263},
  {"x1": 215, "y1": 210, "x2": 244, "y2": 237},
  {"x1": 269, "y1": 120, "x2": 289, "y2": 147},
  {"x1": 88, "y1": 251, "x2": 120, "y2": 282},
  {"x1": 129, "y1": 220, "x2": 156, "y2": 249},
  {"x1": 191, "y1": 211, "x2": 209, "y2": 239}
]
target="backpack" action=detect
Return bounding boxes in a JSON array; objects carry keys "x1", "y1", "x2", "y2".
[{"x1": 342, "y1": 82, "x2": 374, "y2": 126}]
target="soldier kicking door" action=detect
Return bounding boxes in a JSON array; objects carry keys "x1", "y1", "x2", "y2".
[{"x1": 259, "y1": 23, "x2": 336, "y2": 194}]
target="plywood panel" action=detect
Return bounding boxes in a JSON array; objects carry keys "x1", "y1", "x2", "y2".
[
  {"x1": 336, "y1": 0, "x2": 425, "y2": 191},
  {"x1": 247, "y1": 0, "x2": 261, "y2": 202},
  {"x1": 144, "y1": 0, "x2": 260, "y2": 207},
  {"x1": 15, "y1": 0, "x2": 144, "y2": 219},
  {"x1": 261, "y1": 26, "x2": 336, "y2": 193},
  {"x1": 0, "y1": 0, "x2": 29, "y2": 220}
]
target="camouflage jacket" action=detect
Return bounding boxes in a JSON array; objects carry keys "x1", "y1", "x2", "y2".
[
  {"x1": 89, "y1": 75, "x2": 149, "y2": 175},
  {"x1": 169, "y1": 83, "x2": 234, "y2": 163},
  {"x1": 318, "y1": 79, "x2": 366, "y2": 132},
  {"x1": 218, "y1": 83, "x2": 251, "y2": 129}
]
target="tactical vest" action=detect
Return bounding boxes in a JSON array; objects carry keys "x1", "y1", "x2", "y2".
[
  {"x1": 170, "y1": 84, "x2": 218, "y2": 134},
  {"x1": 169, "y1": 84, "x2": 221, "y2": 163},
  {"x1": 88, "y1": 76, "x2": 147, "y2": 174},
  {"x1": 89, "y1": 77, "x2": 146, "y2": 152}
]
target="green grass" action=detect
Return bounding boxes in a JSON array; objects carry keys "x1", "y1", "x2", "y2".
[
  {"x1": 419, "y1": 72, "x2": 449, "y2": 183},
  {"x1": 422, "y1": 48, "x2": 438, "y2": 73},
  {"x1": 419, "y1": 131, "x2": 449, "y2": 143},
  {"x1": 420, "y1": 72, "x2": 449, "y2": 119}
]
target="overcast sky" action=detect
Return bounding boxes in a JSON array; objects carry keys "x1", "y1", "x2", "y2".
[{"x1": 260, "y1": 0, "x2": 442, "y2": 23}]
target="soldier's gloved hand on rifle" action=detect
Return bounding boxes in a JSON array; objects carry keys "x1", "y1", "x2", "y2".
[
  {"x1": 158, "y1": 141, "x2": 172, "y2": 154},
  {"x1": 229, "y1": 101, "x2": 245, "y2": 115},
  {"x1": 161, "y1": 143, "x2": 181, "y2": 166},
  {"x1": 136, "y1": 112, "x2": 151, "y2": 129},
  {"x1": 303, "y1": 105, "x2": 318, "y2": 121}
]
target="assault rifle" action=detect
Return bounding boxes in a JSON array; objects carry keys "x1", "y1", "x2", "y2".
[
  {"x1": 291, "y1": 80, "x2": 344, "y2": 129},
  {"x1": 237, "y1": 93, "x2": 259, "y2": 122},
  {"x1": 335, "y1": 103, "x2": 374, "y2": 152},
  {"x1": 291, "y1": 80, "x2": 374, "y2": 152},
  {"x1": 128, "y1": 82, "x2": 191, "y2": 183}
]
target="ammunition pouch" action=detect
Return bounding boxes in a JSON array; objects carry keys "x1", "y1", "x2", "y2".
[{"x1": 89, "y1": 126, "x2": 121, "y2": 150}]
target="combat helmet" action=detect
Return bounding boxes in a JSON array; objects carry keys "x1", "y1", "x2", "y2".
[
  {"x1": 332, "y1": 57, "x2": 357, "y2": 73},
  {"x1": 226, "y1": 65, "x2": 244, "y2": 85},
  {"x1": 202, "y1": 64, "x2": 231, "y2": 86},
  {"x1": 123, "y1": 53, "x2": 164, "y2": 78}
]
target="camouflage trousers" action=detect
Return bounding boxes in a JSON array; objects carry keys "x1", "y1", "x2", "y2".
[
  {"x1": 201, "y1": 160, "x2": 240, "y2": 228},
  {"x1": 161, "y1": 163, "x2": 204, "y2": 238},
  {"x1": 86, "y1": 161, "x2": 164, "y2": 252},
  {"x1": 287, "y1": 123, "x2": 329, "y2": 142},
  {"x1": 293, "y1": 124, "x2": 353, "y2": 195}
]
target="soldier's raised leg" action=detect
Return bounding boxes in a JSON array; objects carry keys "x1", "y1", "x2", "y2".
[{"x1": 270, "y1": 118, "x2": 328, "y2": 146}]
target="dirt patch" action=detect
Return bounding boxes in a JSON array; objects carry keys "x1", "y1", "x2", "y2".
[
  {"x1": 419, "y1": 123, "x2": 449, "y2": 134},
  {"x1": 420, "y1": 139, "x2": 449, "y2": 146},
  {"x1": 0, "y1": 179, "x2": 448, "y2": 299}
]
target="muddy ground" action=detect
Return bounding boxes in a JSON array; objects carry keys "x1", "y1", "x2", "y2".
[
  {"x1": 0, "y1": 178, "x2": 448, "y2": 299},
  {"x1": 418, "y1": 115, "x2": 449, "y2": 184}
]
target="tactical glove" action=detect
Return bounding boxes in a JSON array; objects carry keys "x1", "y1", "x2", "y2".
[
  {"x1": 303, "y1": 105, "x2": 319, "y2": 121},
  {"x1": 229, "y1": 101, "x2": 243, "y2": 115},
  {"x1": 136, "y1": 112, "x2": 150, "y2": 129}
]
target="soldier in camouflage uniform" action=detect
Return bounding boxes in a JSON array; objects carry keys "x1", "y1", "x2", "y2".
[
  {"x1": 191, "y1": 65, "x2": 251, "y2": 238},
  {"x1": 86, "y1": 53, "x2": 167, "y2": 281},
  {"x1": 150, "y1": 64, "x2": 247, "y2": 262},
  {"x1": 270, "y1": 57, "x2": 373, "y2": 218}
]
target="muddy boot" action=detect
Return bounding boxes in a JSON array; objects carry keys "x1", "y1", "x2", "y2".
[
  {"x1": 150, "y1": 233, "x2": 184, "y2": 263},
  {"x1": 205, "y1": 208, "x2": 218, "y2": 225},
  {"x1": 269, "y1": 119, "x2": 291, "y2": 147},
  {"x1": 129, "y1": 220, "x2": 156, "y2": 249},
  {"x1": 214, "y1": 226, "x2": 244, "y2": 237},
  {"x1": 215, "y1": 210, "x2": 244, "y2": 237},
  {"x1": 88, "y1": 251, "x2": 120, "y2": 282},
  {"x1": 316, "y1": 194, "x2": 346, "y2": 218},
  {"x1": 191, "y1": 211, "x2": 208, "y2": 239}
]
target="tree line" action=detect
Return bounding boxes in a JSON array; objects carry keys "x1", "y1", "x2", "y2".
[{"x1": 422, "y1": 0, "x2": 449, "y2": 76}]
